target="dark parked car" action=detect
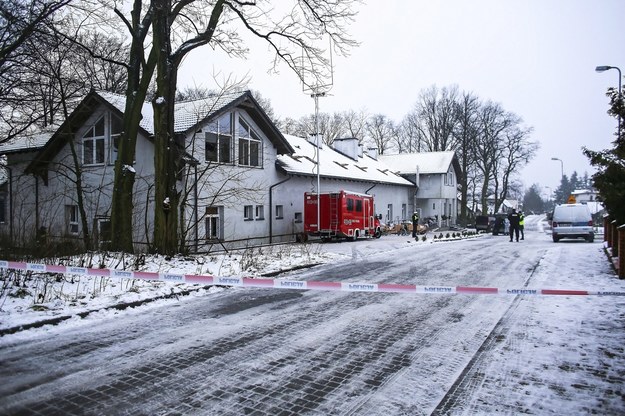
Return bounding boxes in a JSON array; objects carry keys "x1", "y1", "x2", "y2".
[
  {"x1": 492, "y1": 214, "x2": 509, "y2": 236},
  {"x1": 475, "y1": 215, "x2": 494, "y2": 232}
]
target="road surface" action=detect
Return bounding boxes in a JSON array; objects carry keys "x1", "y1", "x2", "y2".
[{"x1": 1, "y1": 218, "x2": 624, "y2": 415}]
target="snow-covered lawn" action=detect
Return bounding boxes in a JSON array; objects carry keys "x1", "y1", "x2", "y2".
[{"x1": 0, "y1": 243, "x2": 336, "y2": 331}]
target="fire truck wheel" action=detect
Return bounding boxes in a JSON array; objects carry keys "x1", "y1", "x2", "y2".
[{"x1": 374, "y1": 229, "x2": 381, "y2": 239}]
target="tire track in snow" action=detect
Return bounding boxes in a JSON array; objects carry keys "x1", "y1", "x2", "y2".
[{"x1": 429, "y1": 249, "x2": 546, "y2": 415}]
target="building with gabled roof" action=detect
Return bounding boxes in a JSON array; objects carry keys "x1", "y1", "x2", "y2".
[
  {"x1": 275, "y1": 135, "x2": 416, "y2": 235},
  {"x1": 379, "y1": 152, "x2": 462, "y2": 226},
  {"x1": 0, "y1": 90, "x2": 461, "y2": 252}
]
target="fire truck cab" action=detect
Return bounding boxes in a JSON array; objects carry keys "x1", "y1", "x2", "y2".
[{"x1": 304, "y1": 190, "x2": 382, "y2": 241}]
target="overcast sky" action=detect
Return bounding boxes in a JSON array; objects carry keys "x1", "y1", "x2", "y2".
[{"x1": 178, "y1": 0, "x2": 624, "y2": 196}]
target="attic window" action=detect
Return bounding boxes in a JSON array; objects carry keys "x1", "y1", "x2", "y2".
[
  {"x1": 334, "y1": 161, "x2": 349, "y2": 170},
  {"x1": 82, "y1": 117, "x2": 105, "y2": 165},
  {"x1": 205, "y1": 113, "x2": 232, "y2": 164},
  {"x1": 238, "y1": 117, "x2": 262, "y2": 167}
]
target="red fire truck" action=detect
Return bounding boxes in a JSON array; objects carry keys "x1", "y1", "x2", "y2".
[{"x1": 304, "y1": 190, "x2": 382, "y2": 241}]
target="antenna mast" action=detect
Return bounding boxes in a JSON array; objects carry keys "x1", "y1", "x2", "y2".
[{"x1": 301, "y1": 37, "x2": 334, "y2": 234}]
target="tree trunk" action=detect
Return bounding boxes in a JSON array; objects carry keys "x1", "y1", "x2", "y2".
[
  {"x1": 151, "y1": 0, "x2": 179, "y2": 255},
  {"x1": 109, "y1": 1, "x2": 157, "y2": 253}
]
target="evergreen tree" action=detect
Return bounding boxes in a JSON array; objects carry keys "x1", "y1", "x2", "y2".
[
  {"x1": 522, "y1": 184, "x2": 544, "y2": 214},
  {"x1": 584, "y1": 85, "x2": 625, "y2": 225},
  {"x1": 553, "y1": 175, "x2": 570, "y2": 204}
]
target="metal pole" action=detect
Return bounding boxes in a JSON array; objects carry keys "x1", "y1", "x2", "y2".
[
  {"x1": 314, "y1": 91, "x2": 321, "y2": 232},
  {"x1": 617, "y1": 67, "x2": 622, "y2": 142}
]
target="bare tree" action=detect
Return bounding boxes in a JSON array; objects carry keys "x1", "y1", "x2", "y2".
[
  {"x1": 147, "y1": 0, "x2": 360, "y2": 253},
  {"x1": 343, "y1": 109, "x2": 369, "y2": 141},
  {"x1": 396, "y1": 113, "x2": 422, "y2": 153},
  {"x1": 492, "y1": 124, "x2": 538, "y2": 213},
  {"x1": 475, "y1": 101, "x2": 509, "y2": 214},
  {"x1": 409, "y1": 85, "x2": 459, "y2": 152},
  {"x1": 453, "y1": 90, "x2": 481, "y2": 223},
  {"x1": 365, "y1": 114, "x2": 395, "y2": 155},
  {"x1": 0, "y1": 0, "x2": 72, "y2": 140}
]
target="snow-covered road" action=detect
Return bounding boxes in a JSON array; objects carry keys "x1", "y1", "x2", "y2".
[{"x1": 1, "y1": 220, "x2": 624, "y2": 415}]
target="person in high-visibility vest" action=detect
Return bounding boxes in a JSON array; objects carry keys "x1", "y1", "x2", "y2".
[
  {"x1": 519, "y1": 211, "x2": 525, "y2": 240},
  {"x1": 411, "y1": 211, "x2": 420, "y2": 238}
]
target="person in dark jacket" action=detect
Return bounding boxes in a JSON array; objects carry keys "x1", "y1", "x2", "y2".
[
  {"x1": 508, "y1": 209, "x2": 521, "y2": 242},
  {"x1": 411, "y1": 211, "x2": 420, "y2": 238}
]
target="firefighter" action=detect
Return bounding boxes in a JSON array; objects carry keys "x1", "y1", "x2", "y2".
[
  {"x1": 411, "y1": 211, "x2": 420, "y2": 238},
  {"x1": 519, "y1": 211, "x2": 525, "y2": 240}
]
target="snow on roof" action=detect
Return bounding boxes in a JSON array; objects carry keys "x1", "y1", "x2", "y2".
[
  {"x1": 378, "y1": 151, "x2": 456, "y2": 174},
  {"x1": 277, "y1": 135, "x2": 414, "y2": 186},
  {"x1": 0, "y1": 132, "x2": 52, "y2": 154},
  {"x1": 97, "y1": 90, "x2": 244, "y2": 135},
  {"x1": 572, "y1": 189, "x2": 595, "y2": 195}
]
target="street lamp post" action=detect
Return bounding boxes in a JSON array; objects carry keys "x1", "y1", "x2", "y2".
[
  {"x1": 595, "y1": 65, "x2": 622, "y2": 141},
  {"x1": 544, "y1": 186, "x2": 552, "y2": 211},
  {"x1": 551, "y1": 157, "x2": 564, "y2": 180}
]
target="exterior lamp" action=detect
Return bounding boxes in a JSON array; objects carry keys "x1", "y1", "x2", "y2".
[
  {"x1": 550, "y1": 157, "x2": 564, "y2": 180},
  {"x1": 595, "y1": 65, "x2": 622, "y2": 141}
]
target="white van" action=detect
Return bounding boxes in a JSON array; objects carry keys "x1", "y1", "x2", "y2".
[{"x1": 551, "y1": 204, "x2": 594, "y2": 243}]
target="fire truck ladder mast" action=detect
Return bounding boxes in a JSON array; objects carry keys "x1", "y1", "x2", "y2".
[
  {"x1": 300, "y1": 36, "x2": 334, "y2": 237},
  {"x1": 329, "y1": 193, "x2": 339, "y2": 235}
]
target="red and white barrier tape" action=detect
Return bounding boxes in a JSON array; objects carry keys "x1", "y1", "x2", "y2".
[{"x1": 1, "y1": 260, "x2": 624, "y2": 296}]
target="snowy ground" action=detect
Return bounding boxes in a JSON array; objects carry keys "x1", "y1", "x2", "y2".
[
  {"x1": 0, "y1": 242, "x2": 335, "y2": 331},
  {"x1": 1, "y1": 215, "x2": 624, "y2": 415}
]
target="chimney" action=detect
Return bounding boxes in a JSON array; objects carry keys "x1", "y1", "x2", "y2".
[
  {"x1": 333, "y1": 137, "x2": 359, "y2": 160},
  {"x1": 366, "y1": 147, "x2": 378, "y2": 160},
  {"x1": 307, "y1": 134, "x2": 323, "y2": 149}
]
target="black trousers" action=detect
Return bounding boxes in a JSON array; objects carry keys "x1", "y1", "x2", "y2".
[{"x1": 509, "y1": 225, "x2": 520, "y2": 241}]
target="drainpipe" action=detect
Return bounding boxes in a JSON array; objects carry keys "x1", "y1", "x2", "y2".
[
  {"x1": 193, "y1": 165, "x2": 198, "y2": 252},
  {"x1": 269, "y1": 176, "x2": 291, "y2": 243},
  {"x1": 6, "y1": 166, "x2": 13, "y2": 243},
  {"x1": 35, "y1": 176, "x2": 39, "y2": 232},
  {"x1": 365, "y1": 182, "x2": 377, "y2": 194}
]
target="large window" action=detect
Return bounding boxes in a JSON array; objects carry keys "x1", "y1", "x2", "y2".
[
  {"x1": 66, "y1": 205, "x2": 79, "y2": 234},
  {"x1": 205, "y1": 114, "x2": 232, "y2": 163},
  {"x1": 445, "y1": 172, "x2": 454, "y2": 186},
  {"x1": 83, "y1": 117, "x2": 105, "y2": 165},
  {"x1": 109, "y1": 115, "x2": 123, "y2": 164},
  {"x1": 97, "y1": 218, "x2": 111, "y2": 248},
  {"x1": 238, "y1": 118, "x2": 261, "y2": 167},
  {"x1": 205, "y1": 206, "x2": 222, "y2": 240},
  {"x1": 0, "y1": 195, "x2": 5, "y2": 224}
]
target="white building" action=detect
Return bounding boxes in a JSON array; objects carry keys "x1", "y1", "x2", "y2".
[
  {"x1": 378, "y1": 152, "x2": 462, "y2": 227},
  {"x1": 571, "y1": 189, "x2": 604, "y2": 214},
  {"x1": 0, "y1": 91, "x2": 460, "y2": 252}
]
